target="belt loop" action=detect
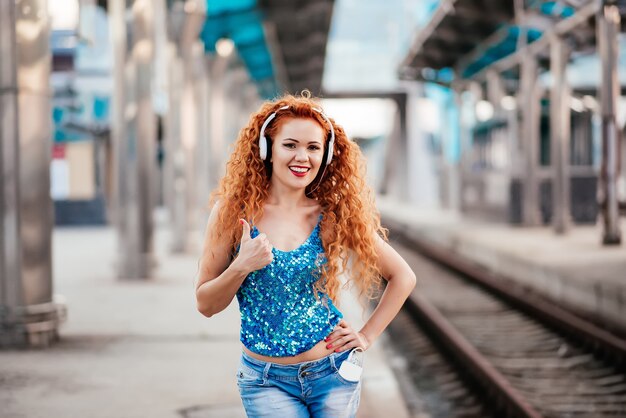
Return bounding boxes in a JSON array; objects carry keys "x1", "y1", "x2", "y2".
[
  {"x1": 329, "y1": 352, "x2": 337, "y2": 370},
  {"x1": 263, "y1": 362, "x2": 271, "y2": 383}
]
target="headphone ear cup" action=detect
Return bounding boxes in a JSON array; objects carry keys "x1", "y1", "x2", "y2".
[
  {"x1": 325, "y1": 141, "x2": 333, "y2": 165},
  {"x1": 259, "y1": 135, "x2": 267, "y2": 160},
  {"x1": 265, "y1": 137, "x2": 272, "y2": 162},
  {"x1": 321, "y1": 141, "x2": 330, "y2": 166}
]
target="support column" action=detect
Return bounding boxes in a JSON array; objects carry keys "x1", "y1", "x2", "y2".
[
  {"x1": 0, "y1": 0, "x2": 24, "y2": 347},
  {"x1": 170, "y1": 0, "x2": 206, "y2": 252},
  {"x1": 133, "y1": 0, "x2": 158, "y2": 276},
  {"x1": 110, "y1": 0, "x2": 158, "y2": 278},
  {"x1": 486, "y1": 70, "x2": 505, "y2": 106},
  {"x1": 454, "y1": 87, "x2": 467, "y2": 212},
  {"x1": 109, "y1": 0, "x2": 131, "y2": 276},
  {"x1": 208, "y1": 55, "x2": 229, "y2": 191},
  {"x1": 550, "y1": 35, "x2": 571, "y2": 234},
  {"x1": 179, "y1": 40, "x2": 204, "y2": 251},
  {"x1": 165, "y1": 46, "x2": 186, "y2": 252},
  {"x1": 403, "y1": 81, "x2": 437, "y2": 207},
  {"x1": 519, "y1": 54, "x2": 542, "y2": 226},
  {"x1": 195, "y1": 54, "x2": 211, "y2": 228},
  {"x1": 0, "y1": 0, "x2": 63, "y2": 347},
  {"x1": 597, "y1": 1, "x2": 622, "y2": 245}
]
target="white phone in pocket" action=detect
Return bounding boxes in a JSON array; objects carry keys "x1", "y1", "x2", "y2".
[{"x1": 338, "y1": 348, "x2": 364, "y2": 382}]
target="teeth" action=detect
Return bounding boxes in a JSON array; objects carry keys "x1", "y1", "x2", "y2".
[{"x1": 290, "y1": 167, "x2": 309, "y2": 173}]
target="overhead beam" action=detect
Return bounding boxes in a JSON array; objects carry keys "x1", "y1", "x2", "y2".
[{"x1": 470, "y1": 1, "x2": 599, "y2": 81}]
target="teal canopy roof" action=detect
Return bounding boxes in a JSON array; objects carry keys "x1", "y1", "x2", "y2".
[
  {"x1": 399, "y1": 0, "x2": 600, "y2": 84},
  {"x1": 201, "y1": 0, "x2": 278, "y2": 98}
]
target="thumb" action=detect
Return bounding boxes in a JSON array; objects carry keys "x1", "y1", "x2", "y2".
[{"x1": 240, "y1": 219, "x2": 251, "y2": 241}]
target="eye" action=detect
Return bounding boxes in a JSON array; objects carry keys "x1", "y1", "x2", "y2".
[
  {"x1": 308, "y1": 145, "x2": 321, "y2": 151},
  {"x1": 283, "y1": 143, "x2": 296, "y2": 149}
]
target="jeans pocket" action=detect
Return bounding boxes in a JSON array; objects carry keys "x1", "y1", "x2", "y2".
[
  {"x1": 236, "y1": 365, "x2": 265, "y2": 387},
  {"x1": 334, "y1": 349, "x2": 364, "y2": 385}
]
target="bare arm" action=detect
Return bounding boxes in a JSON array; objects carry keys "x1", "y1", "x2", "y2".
[
  {"x1": 326, "y1": 234, "x2": 416, "y2": 351},
  {"x1": 195, "y1": 205, "x2": 273, "y2": 317},
  {"x1": 357, "y1": 234, "x2": 417, "y2": 345}
]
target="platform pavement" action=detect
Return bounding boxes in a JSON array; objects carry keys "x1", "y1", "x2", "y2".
[
  {"x1": 378, "y1": 195, "x2": 626, "y2": 332},
  {"x1": 0, "y1": 223, "x2": 411, "y2": 418}
]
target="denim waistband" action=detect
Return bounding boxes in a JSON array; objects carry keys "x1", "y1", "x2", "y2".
[{"x1": 240, "y1": 349, "x2": 351, "y2": 381}]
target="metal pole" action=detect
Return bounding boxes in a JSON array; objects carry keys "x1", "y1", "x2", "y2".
[
  {"x1": 0, "y1": 0, "x2": 23, "y2": 346},
  {"x1": 550, "y1": 35, "x2": 571, "y2": 234},
  {"x1": 180, "y1": 42, "x2": 198, "y2": 251},
  {"x1": 166, "y1": 0, "x2": 205, "y2": 252},
  {"x1": 404, "y1": 81, "x2": 437, "y2": 206},
  {"x1": 165, "y1": 45, "x2": 186, "y2": 252},
  {"x1": 519, "y1": 54, "x2": 542, "y2": 226},
  {"x1": 108, "y1": 0, "x2": 131, "y2": 275},
  {"x1": 163, "y1": 2, "x2": 185, "y2": 252},
  {"x1": 454, "y1": 87, "x2": 466, "y2": 212},
  {"x1": 0, "y1": 0, "x2": 64, "y2": 347},
  {"x1": 597, "y1": 1, "x2": 621, "y2": 245},
  {"x1": 132, "y1": 0, "x2": 157, "y2": 277},
  {"x1": 195, "y1": 49, "x2": 211, "y2": 230},
  {"x1": 209, "y1": 55, "x2": 228, "y2": 193},
  {"x1": 110, "y1": 0, "x2": 158, "y2": 278}
]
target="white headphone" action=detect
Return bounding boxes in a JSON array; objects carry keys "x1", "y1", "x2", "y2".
[{"x1": 259, "y1": 105, "x2": 335, "y2": 166}]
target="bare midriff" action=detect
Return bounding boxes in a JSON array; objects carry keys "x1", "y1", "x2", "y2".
[{"x1": 243, "y1": 339, "x2": 336, "y2": 364}]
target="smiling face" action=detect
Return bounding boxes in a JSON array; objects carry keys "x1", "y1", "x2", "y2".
[{"x1": 269, "y1": 117, "x2": 326, "y2": 191}]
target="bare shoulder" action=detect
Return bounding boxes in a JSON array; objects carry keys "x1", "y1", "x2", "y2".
[{"x1": 207, "y1": 200, "x2": 221, "y2": 227}]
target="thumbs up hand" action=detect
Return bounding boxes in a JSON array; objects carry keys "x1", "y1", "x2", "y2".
[{"x1": 234, "y1": 219, "x2": 274, "y2": 275}]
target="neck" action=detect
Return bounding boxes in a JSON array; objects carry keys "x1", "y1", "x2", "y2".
[{"x1": 267, "y1": 182, "x2": 309, "y2": 209}]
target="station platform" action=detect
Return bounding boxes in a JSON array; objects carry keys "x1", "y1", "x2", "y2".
[
  {"x1": 0, "y1": 220, "x2": 410, "y2": 418},
  {"x1": 378, "y1": 196, "x2": 626, "y2": 333}
]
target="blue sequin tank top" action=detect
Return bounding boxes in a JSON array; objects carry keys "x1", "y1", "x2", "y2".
[{"x1": 236, "y1": 214, "x2": 343, "y2": 357}]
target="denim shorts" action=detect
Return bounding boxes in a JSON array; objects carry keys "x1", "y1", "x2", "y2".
[{"x1": 236, "y1": 349, "x2": 363, "y2": 418}]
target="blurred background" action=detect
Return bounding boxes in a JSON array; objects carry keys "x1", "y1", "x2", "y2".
[{"x1": 1, "y1": 0, "x2": 626, "y2": 417}]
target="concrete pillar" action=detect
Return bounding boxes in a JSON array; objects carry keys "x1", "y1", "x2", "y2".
[
  {"x1": 208, "y1": 55, "x2": 229, "y2": 191},
  {"x1": 454, "y1": 88, "x2": 467, "y2": 211},
  {"x1": 108, "y1": 0, "x2": 131, "y2": 274},
  {"x1": 550, "y1": 35, "x2": 571, "y2": 234},
  {"x1": 486, "y1": 70, "x2": 505, "y2": 105},
  {"x1": 380, "y1": 106, "x2": 402, "y2": 197},
  {"x1": 0, "y1": 0, "x2": 64, "y2": 347},
  {"x1": 441, "y1": 92, "x2": 460, "y2": 212},
  {"x1": 165, "y1": 45, "x2": 186, "y2": 252},
  {"x1": 168, "y1": 0, "x2": 206, "y2": 252},
  {"x1": 109, "y1": 0, "x2": 158, "y2": 278},
  {"x1": 519, "y1": 54, "x2": 542, "y2": 226},
  {"x1": 133, "y1": 0, "x2": 158, "y2": 276},
  {"x1": 433, "y1": 84, "x2": 460, "y2": 212},
  {"x1": 195, "y1": 56, "x2": 211, "y2": 227},
  {"x1": 0, "y1": 2, "x2": 22, "y2": 341},
  {"x1": 404, "y1": 81, "x2": 437, "y2": 207},
  {"x1": 109, "y1": 0, "x2": 134, "y2": 275},
  {"x1": 179, "y1": 40, "x2": 206, "y2": 251},
  {"x1": 597, "y1": 1, "x2": 622, "y2": 245}
]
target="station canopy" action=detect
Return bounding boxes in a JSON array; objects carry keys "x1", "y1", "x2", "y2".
[
  {"x1": 201, "y1": 0, "x2": 335, "y2": 98},
  {"x1": 399, "y1": 0, "x2": 609, "y2": 84}
]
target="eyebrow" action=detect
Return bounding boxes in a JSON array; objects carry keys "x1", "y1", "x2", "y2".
[{"x1": 282, "y1": 138, "x2": 323, "y2": 145}]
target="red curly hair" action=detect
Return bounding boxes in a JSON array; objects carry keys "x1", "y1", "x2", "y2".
[{"x1": 209, "y1": 92, "x2": 388, "y2": 304}]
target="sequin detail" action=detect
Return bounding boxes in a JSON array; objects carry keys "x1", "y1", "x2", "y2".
[{"x1": 236, "y1": 214, "x2": 343, "y2": 357}]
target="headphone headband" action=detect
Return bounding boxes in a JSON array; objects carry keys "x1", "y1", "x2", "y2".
[{"x1": 258, "y1": 105, "x2": 335, "y2": 166}]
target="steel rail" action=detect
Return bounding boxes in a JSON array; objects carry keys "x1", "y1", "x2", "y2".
[
  {"x1": 386, "y1": 218, "x2": 626, "y2": 368},
  {"x1": 404, "y1": 291, "x2": 543, "y2": 418}
]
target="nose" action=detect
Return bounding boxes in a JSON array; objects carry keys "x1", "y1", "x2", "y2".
[{"x1": 295, "y1": 147, "x2": 308, "y2": 161}]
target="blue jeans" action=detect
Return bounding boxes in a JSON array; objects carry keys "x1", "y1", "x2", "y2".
[{"x1": 237, "y1": 349, "x2": 362, "y2": 418}]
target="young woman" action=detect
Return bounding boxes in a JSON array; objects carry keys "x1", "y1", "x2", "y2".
[{"x1": 195, "y1": 92, "x2": 416, "y2": 418}]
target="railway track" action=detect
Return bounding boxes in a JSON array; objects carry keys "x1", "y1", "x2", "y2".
[{"x1": 386, "y1": 233, "x2": 626, "y2": 418}]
